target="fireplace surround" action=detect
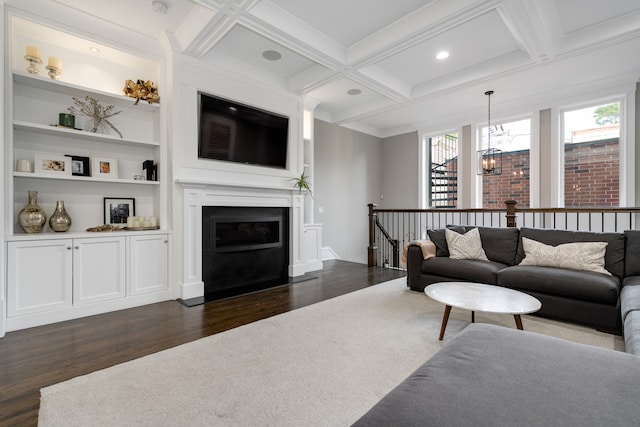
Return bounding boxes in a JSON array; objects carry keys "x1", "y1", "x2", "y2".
[{"x1": 178, "y1": 181, "x2": 306, "y2": 300}]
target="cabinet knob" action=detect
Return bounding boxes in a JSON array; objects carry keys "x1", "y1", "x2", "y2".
[
  {"x1": 74, "y1": 245, "x2": 80, "y2": 249},
  {"x1": 66, "y1": 246, "x2": 72, "y2": 250},
  {"x1": 164, "y1": 240, "x2": 168, "y2": 243}
]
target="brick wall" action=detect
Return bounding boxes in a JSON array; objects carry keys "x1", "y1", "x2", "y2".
[
  {"x1": 564, "y1": 138, "x2": 619, "y2": 207},
  {"x1": 481, "y1": 138, "x2": 619, "y2": 208},
  {"x1": 437, "y1": 138, "x2": 619, "y2": 209},
  {"x1": 482, "y1": 149, "x2": 530, "y2": 208}
]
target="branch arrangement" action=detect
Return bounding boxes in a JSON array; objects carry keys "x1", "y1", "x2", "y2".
[{"x1": 68, "y1": 96, "x2": 123, "y2": 138}]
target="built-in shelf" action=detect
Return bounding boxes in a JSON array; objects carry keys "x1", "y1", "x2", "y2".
[
  {"x1": 13, "y1": 120, "x2": 160, "y2": 147},
  {"x1": 13, "y1": 71, "x2": 159, "y2": 112},
  {"x1": 5, "y1": 229, "x2": 168, "y2": 242},
  {"x1": 13, "y1": 171, "x2": 160, "y2": 185}
]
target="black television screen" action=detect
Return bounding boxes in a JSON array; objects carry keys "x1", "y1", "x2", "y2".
[{"x1": 198, "y1": 92, "x2": 289, "y2": 169}]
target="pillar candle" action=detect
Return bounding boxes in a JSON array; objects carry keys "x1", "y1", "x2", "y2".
[
  {"x1": 47, "y1": 56, "x2": 62, "y2": 68},
  {"x1": 150, "y1": 217, "x2": 158, "y2": 227},
  {"x1": 26, "y1": 45, "x2": 40, "y2": 58}
]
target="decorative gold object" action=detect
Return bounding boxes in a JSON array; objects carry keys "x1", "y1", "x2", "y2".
[
  {"x1": 86, "y1": 224, "x2": 125, "y2": 232},
  {"x1": 49, "y1": 201, "x2": 72, "y2": 232},
  {"x1": 18, "y1": 191, "x2": 46, "y2": 233},
  {"x1": 25, "y1": 45, "x2": 42, "y2": 74},
  {"x1": 68, "y1": 96, "x2": 123, "y2": 138},
  {"x1": 123, "y1": 79, "x2": 160, "y2": 105},
  {"x1": 46, "y1": 56, "x2": 62, "y2": 80},
  {"x1": 45, "y1": 65, "x2": 62, "y2": 80},
  {"x1": 24, "y1": 55, "x2": 42, "y2": 74}
]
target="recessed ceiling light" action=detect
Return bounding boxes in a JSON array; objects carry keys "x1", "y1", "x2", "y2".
[
  {"x1": 88, "y1": 46, "x2": 100, "y2": 53},
  {"x1": 262, "y1": 50, "x2": 282, "y2": 61},
  {"x1": 152, "y1": 1, "x2": 168, "y2": 15},
  {"x1": 436, "y1": 51, "x2": 449, "y2": 60},
  {"x1": 347, "y1": 88, "x2": 362, "y2": 96}
]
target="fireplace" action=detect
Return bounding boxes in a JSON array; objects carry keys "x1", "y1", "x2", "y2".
[{"x1": 202, "y1": 206, "x2": 289, "y2": 301}]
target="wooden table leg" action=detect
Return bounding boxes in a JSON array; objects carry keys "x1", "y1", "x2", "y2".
[
  {"x1": 439, "y1": 305, "x2": 452, "y2": 341},
  {"x1": 514, "y1": 314, "x2": 524, "y2": 330}
]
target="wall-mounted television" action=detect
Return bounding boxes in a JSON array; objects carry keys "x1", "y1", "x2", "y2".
[{"x1": 198, "y1": 91, "x2": 289, "y2": 169}]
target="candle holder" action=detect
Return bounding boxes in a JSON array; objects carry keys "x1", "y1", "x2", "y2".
[
  {"x1": 24, "y1": 55, "x2": 42, "y2": 74},
  {"x1": 45, "y1": 65, "x2": 62, "y2": 80}
]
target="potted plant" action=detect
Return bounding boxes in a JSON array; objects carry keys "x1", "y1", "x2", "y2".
[{"x1": 290, "y1": 172, "x2": 313, "y2": 197}]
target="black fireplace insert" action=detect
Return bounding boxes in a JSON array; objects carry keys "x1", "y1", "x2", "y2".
[{"x1": 202, "y1": 206, "x2": 289, "y2": 301}]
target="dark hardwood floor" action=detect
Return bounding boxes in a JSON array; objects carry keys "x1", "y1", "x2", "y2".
[{"x1": 0, "y1": 260, "x2": 405, "y2": 426}]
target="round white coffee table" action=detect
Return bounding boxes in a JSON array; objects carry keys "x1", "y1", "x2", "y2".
[{"x1": 424, "y1": 281, "x2": 542, "y2": 340}]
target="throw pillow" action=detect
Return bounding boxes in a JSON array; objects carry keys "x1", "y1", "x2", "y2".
[
  {"x1": 519, "y1": 237, "x2": 610, "y2": 275},
  {"x1": 445, "y1": 228, "x2": 489, "y2": 261}
]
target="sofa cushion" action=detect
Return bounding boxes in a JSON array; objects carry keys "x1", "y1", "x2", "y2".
[
  {"x1": 621, "y1": 284, "x2": 640, "y2": 322},
  {"x1": 519, "y1": 238, "x2": 609, "y2": 275},
  {"x1": 426, "y1": 225, "x2": 466, "y2": 257},
  {"x1": 471, "y1": 226, "x2": 520, "y2": 265},
  {"x1": 624, "y1": 310, "x2": 640, "y2": 355},
  {"x1": 497, "y1": 265, "x2": 620, "y2": 305},
  {"x1": 623, "y1": 276, "x2": 640, "y2": 287},
  {"x1": 516, "y1": 228, "x2": 625, "y2": 278},
  {"x1": 421, "y1": 257, "x2": 504, "y2": 284},
  {"x1": 445, "y1": 228, "x2": 488, "y2": 261},
  {"x1": 624, "y1": 230, "x2": 640, "y2": 277},
  {"x1": 353, "y1": 324, "x2": 640, "y2": 427}
]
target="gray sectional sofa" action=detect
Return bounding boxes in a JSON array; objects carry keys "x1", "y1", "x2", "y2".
[
  {"x1": 406, "y1": 226, "x2": 640, "y2": 353},
  {"x1": 353, "y1": 227, "x2": 640, "y2": 426}
]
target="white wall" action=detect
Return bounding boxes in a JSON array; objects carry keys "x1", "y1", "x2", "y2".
[
  {"x1": 169, "y1": 55, "x2": 305, "y2": 296},
  {"x1": 314, "y1": 119, "x2": 382, "y2": 264},
  {"x1": 380, "y1": 132, "x2": 419, "y2": 209}
]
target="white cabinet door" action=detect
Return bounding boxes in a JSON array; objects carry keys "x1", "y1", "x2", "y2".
[
  {"x1": 7, "y1": 239, "x2": 73, "y2": 316},
  {"x1": 303, "y1": 224, "x2": 323, "y2": 272},
  {"x1": 73, "y1": 236, "x2": 126, "y2": 305},
  {"x1": 128, "y1": 234, "x2": 169, "y2": 296}
]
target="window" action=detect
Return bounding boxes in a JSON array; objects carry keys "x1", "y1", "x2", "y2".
[
  {"x1": 563, "y1": 102, "x2": 620, "y2": 207},
  {"x1": 479, "y1": 119, "x2": 531, "y2": 208},
  {"x1": 428, "y1": 133, "x2": 458, "y2": 207}
]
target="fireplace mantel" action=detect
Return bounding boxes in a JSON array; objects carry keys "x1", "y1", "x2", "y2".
[{"x1": 177, "y1": 180, "x2": 305, "y2": 299}]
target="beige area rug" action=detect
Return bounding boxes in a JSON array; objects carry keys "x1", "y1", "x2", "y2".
[{"x1": 38, "y1": 278, "x2": 624, "y2": 426}]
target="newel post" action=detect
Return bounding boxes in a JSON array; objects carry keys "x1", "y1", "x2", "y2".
[
  {"x1": 368, "y1": 203, "x2": 378, "y2": 267},
  {"x1": 505, "y1": 200, "x2": 517, "y2": 227}
]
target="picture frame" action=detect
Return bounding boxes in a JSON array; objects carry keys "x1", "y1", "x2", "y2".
[
  {"x1": 34, "y1": 153, "x2": 73, "y2": 176},
  {"x1": 92, "y1": 156, "x2": 118, "y2": 179},
  {"x1": 66, "y1": 154, "x2": 91, "y2": 177},
  {"x1": 103, "y1": 197, "x2": 135, "y2": 226}
]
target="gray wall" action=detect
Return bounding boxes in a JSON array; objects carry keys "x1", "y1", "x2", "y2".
[
  {"x1": 636, "y1": 82, "x2": 640, "y2": 206},
  {"x1": 314, "y1": 119, "x2": 382, "y2": 264},
  {"x1": 381, "y1": 132, "x2": 419, "y2": 208}
]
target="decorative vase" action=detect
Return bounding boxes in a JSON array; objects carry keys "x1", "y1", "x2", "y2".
[
  {"x1": 18, "y1": 191, "x2": 46, "y2": 233},
  {"x1": 49, "y1": 200, "x2": 72, "y2": 232}
]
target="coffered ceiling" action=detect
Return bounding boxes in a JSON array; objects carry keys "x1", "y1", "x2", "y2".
[{"x1": 42, "y1": 0, "x2": 640, "y2": 136}]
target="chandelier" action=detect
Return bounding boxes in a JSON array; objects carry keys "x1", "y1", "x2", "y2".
[{"x1": 477, "y1": 90, "x2": 502, "y2": 175}]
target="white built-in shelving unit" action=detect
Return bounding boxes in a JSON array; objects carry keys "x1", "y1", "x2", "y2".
[
  {"x1": 302, "y1": 108, "x2": 322, "y2": 272},
  {"x1": 2, "y1": 15, "x2": 171, "y2": 333}
]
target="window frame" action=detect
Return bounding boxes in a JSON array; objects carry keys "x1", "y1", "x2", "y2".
[{"x1": 558, "y1": 96, "x2": 626, "y2": 208}]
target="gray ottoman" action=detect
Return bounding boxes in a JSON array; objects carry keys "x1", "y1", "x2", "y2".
[{"x1": 353, "y1": 324, "x2": 640, "y2": 426}]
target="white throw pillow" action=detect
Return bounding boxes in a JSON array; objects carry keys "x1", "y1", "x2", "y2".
[
  {"x1": 519, "y1": 237, "x2": 610, "y2": 275},
  {"x1": 445, "y1": 228, "x2": 489, "y2": 261}
]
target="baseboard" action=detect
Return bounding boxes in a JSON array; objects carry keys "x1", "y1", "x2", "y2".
[
  {"x1": 0, "y1": 301, "x2": 5, "y2": 338},
  {"x1": 304, "y1": 260, "x2": 323, "y2": 272},
  {"x1": 321, "y1": 246, "x2": 340, "y2": 261},
  {"x1": 181, "y1": 280, "x2": 204, "y2": 300},
  {"x1": 289, "y1": 262, "x2": 306, "y2": 277}
]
